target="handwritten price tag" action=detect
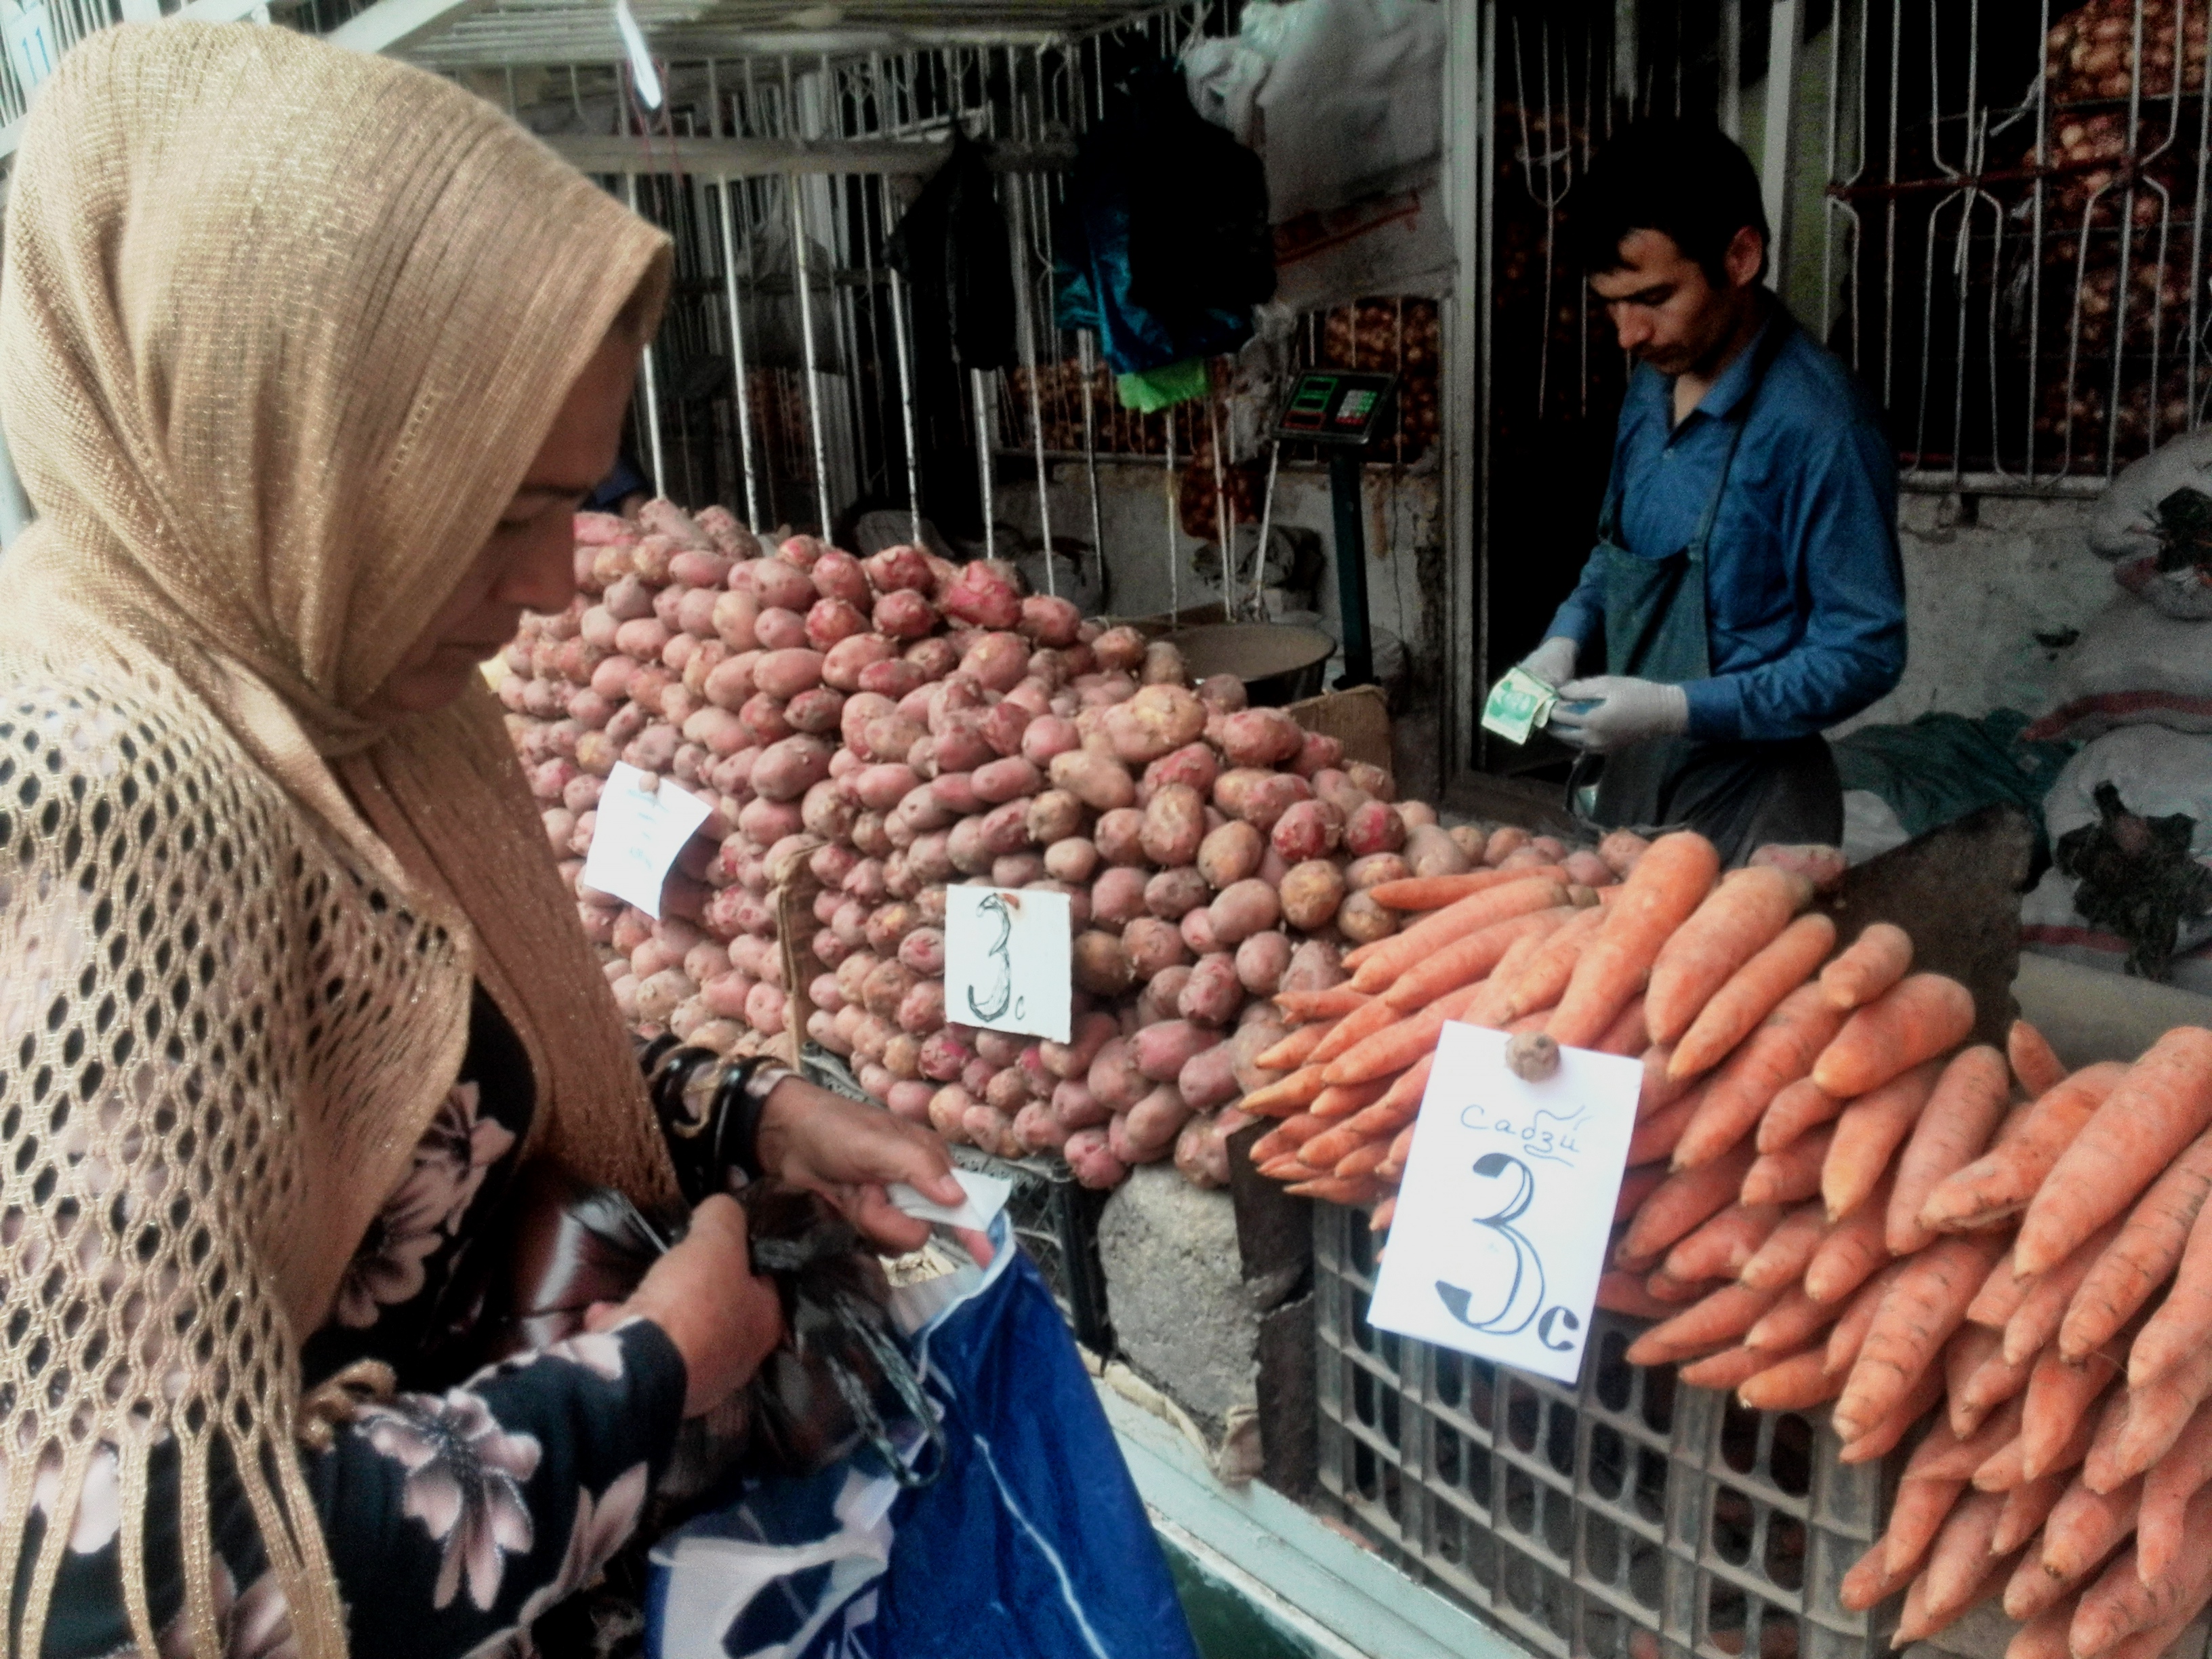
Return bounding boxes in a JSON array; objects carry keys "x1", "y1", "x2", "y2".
[
  {"x1": 579, "y1": 763, "x2": 712, "y2": 920},
  {"x1": 1367, "y1": 1021, "x2": 1641, "y2": 1383},
  {"x1": 943, "y1": 886, "x2": 1072, "y2": 1045}
]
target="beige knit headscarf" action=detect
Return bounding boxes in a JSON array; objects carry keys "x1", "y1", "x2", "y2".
[{"x1": 0, "y1": 22, "x2": 680, "y2": 1656}]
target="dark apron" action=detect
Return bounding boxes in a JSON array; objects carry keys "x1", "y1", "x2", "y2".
[{"x1": 1574, "y1": 321, "x2": 1843, "y2": 867}]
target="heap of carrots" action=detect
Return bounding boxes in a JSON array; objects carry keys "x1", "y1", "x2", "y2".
[{"x1": 1242, "y1": 824, "x2": 2212, "y2": 1659}]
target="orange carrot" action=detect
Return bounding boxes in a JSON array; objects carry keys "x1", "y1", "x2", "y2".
[
  {"x1": 2062, "y1": 1128, "x2": 2212, "y2": 1364},
  {"x1": 1826, "y1": 1260, "x2": 1910, "y2": 1375},
  {"x1": 1306, "y1": 995, "x2": 1407, "y2": 1066},
  {"x1": 2135, "y1": 1399, "x2": 2212, "y2": 1586},
  {"x1": 1638, "y1": 1044, "x2": 1696, "y2": 1121},
  {"x1": 1919, "y1": 1063, "x2": 2130, "y2": 1234},
  {"x1": 1880, "y1": 1475, "x2": 1971, "y2": 1578},
  {"x1": 1677, "y1": 1345, "x2": 1775, "y2": 1391},
  {"x1": 2010, "y1": 1018, "x2": 2068, "y2": 1097},
  {"x1": 2093, "y1": 1345, "x2": 2212, "y2": 1492},
  {"x1": 1240, "y1": 1065, "x2": 1329, "y2": 1119},
  {"x1": 1643, "y1": 1267, "x2": 1717, "y2": 1304},
  {"x1": 1614, "y1": 1164, "x2": 1668, "y2": 1223},
  {"x1": 1499, "y1": 902, "x2": 1610, "y2": 1021},
  {"x1": 1248, "y1": 1112, "x2": 1328, "y2": 1164},
  {"x1": 1337, "y1": 1068, "x2": 1431, "y2": 1144},
  {"x1": 1736, "y1": 1349, "x2": 1843, "y2": 1410},
  {"x1": 2008, "y1": 1540, "x2": 2093, "y2": 1623},
  {"x1": 1969, "y1": 1246, "x2": 2037, "y2": 1332},
  {"x1": 1545, "y1": 832, "x2": 1721, "y2": 1048},
  {"x1": 1285, "y1": 1174, "x2": 1383, "y2": 1203},
  {"x1": 1627, "y1": 1088, "x2": 1702, "y2": 1166},
  {"x1": 1740, "y1": 1125, "x2": 1834, "y2": 1207},
  {"x1": 1816, "y1": 920, "x2": 1913, "y2": 1012},
  {"x1": 1644, "y1": 865, "x2": 1811, "y2": 1044},
  {"x1": 2017, "y1": 1028, "x2": 2212, "y2": 1278},
  {"x1": 1616, "y1": 1142, "x2": 1759, "y2": 1269},
  {"x1": 1597, "y1": 1269, "x2": 1681, "y2": 1319},
  {"x1": 1887, "y1": 1045, "x2": 2013, "y2": 1256},
  {"x1": 1947, "y1": 1323, "x2": 2009, "y2": 1431},
  {"x1": 1994, "y1": 1473, "x2": 2069, "y2": 1557},
  {"x1": 1347, "y1": 876, "x2": 1570, "y2": 991},
  {"x1": 1322, "y1": 983, "x2": 1484, "y2": 1088},
  {"x1": 1834, "y1": 1231, "x2": 2009, "y2": 1442},
  {"x1": 1811, "y1": 971, "x2": 1975, "y2": 1099},
  {"x1": 1365, "y1": 865, "x2": 1568, "y2": 913},
  {"x1": 1257, "y1": 1019, "x2": 1338, "y2": 1070},
  {"x1": 1623, "y1": 1282, "x2": 1782, "y2": 1366},
  {"x1": 1908, "y1": 1395, "x2": 2026, "y2": 1482},
  {"x1": 2127, "y1": 1187, "x2": 2212, "y2": 1389},
  {"x1": 1334, "y1": 1139, "x2": 1390, "y2": 1182},
  {"x1": 1299, "y1": 1116, "x2": 1386, "y2": 1172},
  {"x1": 1672, "y1": 983, "x2": 1848, "y2": 1169},
  {"x1": 1310, "y1": 1075, "x2": 1395, "y2": 1122},
  {"x1": 1380, "y1": 905, "x2": 1569, "y2": 1012},
  {"x1": 2003, "y1": 1593, "x2": 2081, "y2": 1655},
  {"x1": 1593, "y1": 994, "x2": 1649, "y2": 1058},
  {"x1": 1668, "y1": 912, "x2": 1839, "y2": 1082},
  {"x1": 1272, "y1": 989, "x2": 1368, "y2": 1024},
  {"x1": 1742, "y1": 1284, "x2": 1833, "y2": 1353},
  {"x1": 1955, "y1": 1344, "x2": 2038, "y2": 1439},
  {"x1": 1739, "y1": 1202, "x2": 1829, "y2": 1290},
  {"x1": 1914, "y1": 1489, "x2": 2012, "y2": 1626},
  {"x1": 1374, "y1": 1122, "x2": 1418, "y2": 1184},
  {"x1": 1841, "y1": 1539, "x2": 1915, "y2": 1613},
  {"x1": 2006, "y1": 1220, "x2": 2127, "y2": 1368},
  {"x1": 1804, "y1": 1174, "x2": 1898, "y2": 1305},
  {"x1": 1756, "y1": 1076, "x2": 1844, "y2": 1155},
  {"x1": 2039, "y1": 1474, "x2": 2144, "y2": 1584},
  {"x1": 1837, "y1": 1355, "x2": 1946, "y2": 1465},
  {"x1": 2018, "y1": 1338, "x2": 2126, "y2": 1481},
  {"x1": 1822, "y1": 1057, "x2": 1944, "y2": 1222},
  {"x1": 1665, "y1": 1202, "x2": 1785, "y2": 1284},
  {"x1": 2069, "y1": 1489, "x2": 2212, "y2": 1659}
]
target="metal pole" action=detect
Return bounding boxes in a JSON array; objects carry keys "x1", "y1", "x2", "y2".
[
  {"x1": 1164, "y1": 406, "x2": 1178, "y2": 626},
  {"x1": 1330, "y1": 449, "x2": 1374, "y2": 689},
  {"x1": 717, "y1": 177, "x2": 763, "y2": 527},
  {"x1": 627, "y1": 174, "x2": 668, "y2": 497},
  {"x1": 972, "y1": 367, "x2": 997, "y2": 560},
  {"x1": 1078, "y1": 329, "x2": 1104, "y2": 597},
  {"x1": 1761, "y1": 0, "x2": 1803, "y2": 289},
  {"x1": 888, "y1": 262, "x2": 924, "y2": 545},
  {"x1": 1008, "y1": 161, "x2": 1057, "y2": 596},
  {"x1": 788, "y1": 173, "x2": 834, "y2": 531}
]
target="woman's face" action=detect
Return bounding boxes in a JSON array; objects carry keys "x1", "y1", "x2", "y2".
[{"x1": 365, "y1": 331, "x2": 640, "y2": 718}]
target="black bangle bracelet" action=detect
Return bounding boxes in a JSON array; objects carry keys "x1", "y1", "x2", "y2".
[{"x1": 709, "y1": 1055, "x2": 776, "y2": 1183}]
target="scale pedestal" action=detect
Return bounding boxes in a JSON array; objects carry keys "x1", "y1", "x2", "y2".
[{"x1": 1272, "y1": 368, "x2": 1398, "y2": 692}]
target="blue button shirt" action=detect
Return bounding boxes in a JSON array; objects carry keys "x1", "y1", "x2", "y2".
[{"x1": 1544, "y1": 312, "x2": 1906, "y2": 744}]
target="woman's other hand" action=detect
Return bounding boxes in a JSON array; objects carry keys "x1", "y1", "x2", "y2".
[
  {"x1": 594, "y1": 1195, "x2": 782, "y2": 1416},
  {"x1": 755, "y1": 1076, "x2": 963, "y2": 1254}
]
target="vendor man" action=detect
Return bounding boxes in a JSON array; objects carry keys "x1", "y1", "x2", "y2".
[{"x1": 1520, "y1": 120, "x2": 1906, "y2": 864}]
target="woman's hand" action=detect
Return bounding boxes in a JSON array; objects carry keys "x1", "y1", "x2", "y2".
[
  {"x1": 593, "y1": 1195, "x2": 783, "y2": 1417},
  {"x1": 754, "y1": 1076, "x2": 964, "y2": 1254}
]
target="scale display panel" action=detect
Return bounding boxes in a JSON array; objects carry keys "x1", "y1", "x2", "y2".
[{"x1": 1272, "y1": 369, "x2": 1399, "y2": 446}]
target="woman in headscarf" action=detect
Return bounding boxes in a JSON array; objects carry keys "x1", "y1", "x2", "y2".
[{"x1": 0, "y1": 20, "x2": 962, "y2": 1658}]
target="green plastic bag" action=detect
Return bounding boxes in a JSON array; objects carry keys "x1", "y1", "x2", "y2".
[{"x1": 1116, "y1": 357, "x2": 1210, "y2": 413}]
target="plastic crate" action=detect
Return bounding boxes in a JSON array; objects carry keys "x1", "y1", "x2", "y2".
[
  {"x1": 1313, "y1": 1204, "x2": 1893, "y2": 1659},
  {"x1": 949, "y1": 1145, "x2": 1113, "y2": 1355}
]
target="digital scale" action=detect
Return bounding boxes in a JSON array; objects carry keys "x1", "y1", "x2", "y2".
[{"x1": 1272, "y1": 369, "x2": 1398, "y2": 689}]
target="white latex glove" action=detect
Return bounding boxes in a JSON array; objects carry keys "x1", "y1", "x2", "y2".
[
  {"x1": 1550, "y1": 676, "x2": 1690, "y2": 754},
  {"x1": 1519, "y1": 636, "x2": 1582, "y2": 690}
]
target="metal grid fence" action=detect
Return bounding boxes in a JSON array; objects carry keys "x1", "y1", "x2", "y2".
[{"x1": 1313, "y1": 1203, "x2": 1893, "y2": 1659}]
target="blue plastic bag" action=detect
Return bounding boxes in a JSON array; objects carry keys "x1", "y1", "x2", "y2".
[{"x1": 647, "y1": 1217, "x2": 1198, "y2": 1659}]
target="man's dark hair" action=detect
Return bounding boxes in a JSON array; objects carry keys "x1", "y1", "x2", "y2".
[{"x1": 1566, "y1": 119, "x2": 1769, "y2": 284}]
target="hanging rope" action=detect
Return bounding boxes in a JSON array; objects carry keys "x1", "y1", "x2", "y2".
[
  {"x1": 972, "y1": 367, "x2": 997, "y2": 562},
  {"x1": 716, "y1": 176, "x2": 762, "y2": 530},
  {"x1": 1206, "y1": 377, "x2": 1231, "y2": 619},
  {"x1": 1078, "y1": 329, "x2": 1104, "y2": 598},
  {"x1": 1252, "y1": 441, "x2": 1280, "y2": 623}
]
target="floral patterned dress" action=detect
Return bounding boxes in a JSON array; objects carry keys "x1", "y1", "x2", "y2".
[{"x1": 43, "y1": 989, "x2": 689, "y2": 1659}]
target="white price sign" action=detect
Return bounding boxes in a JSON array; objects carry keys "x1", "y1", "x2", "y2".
[
  {"x1": 579, "y1": 762, "x2": 712, "y2": 920},
  {"x1": 1368, "y1": 1021, "x2": 1641, "y2": 1383},
  {"x1": 943, "y1": 885, "x2": 1072, "y2": 1045}
]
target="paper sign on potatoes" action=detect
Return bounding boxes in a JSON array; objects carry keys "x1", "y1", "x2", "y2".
[
  {"x1": 581, "y1": 763, "x2": 712, "y2": 920},
  {"x1": 1368, "y1": 1022, "x2": 1641, "y2": 1383},
  {"x1": 943, "y1": 886, "x2": 1072, "y2": 1044}
]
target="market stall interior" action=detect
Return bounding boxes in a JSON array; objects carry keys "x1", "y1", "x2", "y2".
[{"x1": 12, "y1": 0, "x2": 2212, "y2": 1656}]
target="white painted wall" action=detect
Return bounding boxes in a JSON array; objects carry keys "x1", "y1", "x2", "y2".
[{"x1": 1837, "y1": 493, "x2": 2119, "y2": 735}]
